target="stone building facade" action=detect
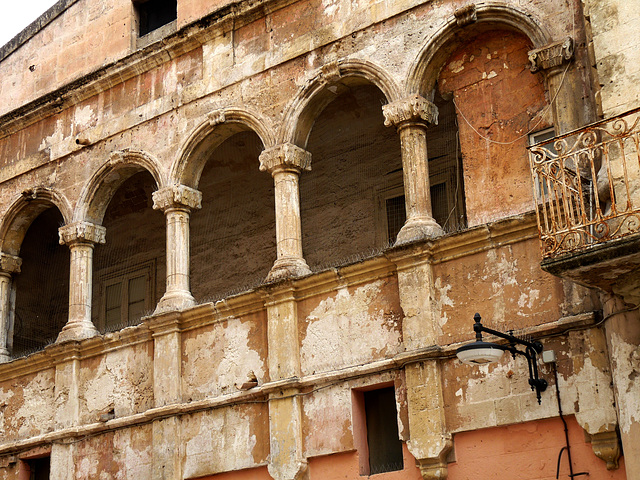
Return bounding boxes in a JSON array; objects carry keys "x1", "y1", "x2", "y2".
[{"x1": 0, "y1": 0, "x2": 638, "y2": 479}]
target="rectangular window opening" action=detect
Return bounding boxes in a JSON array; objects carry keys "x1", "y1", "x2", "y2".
[
  {"x1": 134, "y1": 0, "x2": 177, "y2": 37},
  {"x1": 23, "y1": 456, "x2": 50, "y2": 480},
  {"x1": 353, "y1": 385, "x2": 404, "y2": 476}
]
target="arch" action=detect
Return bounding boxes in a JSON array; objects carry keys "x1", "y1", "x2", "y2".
[
  {"x1": 279, "y1": 59, "x2": 402, "y2": 148},
  {"x1": 407, "y1": 3, "x2": 553, "y2": 96},
  {"x1": 75, "y1": 149, "x2": 164, "y2": 225},
  {"x1": 171, "y1": 107, "x2": 275, "y2": 188},
  {"x1": 0, "y1": 187, "x2": 73, "y2": 256}
]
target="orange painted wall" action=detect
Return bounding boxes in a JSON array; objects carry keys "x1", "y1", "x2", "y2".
[
  {"x1": 308, "y1": 444, "x2": 422, "y2": 480},
  {"x1": 191, "y1": 465, "x2": 271, "y2": 480},
  {"x1": 448, "y1": 416, "x2": 626, "y2": 480}
]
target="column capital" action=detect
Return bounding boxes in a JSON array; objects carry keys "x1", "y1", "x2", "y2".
[
  {"x1": 259, "y1": 143, "x2": 312, "y2": 175},
  {"x1": 0, "y1": 253, "x2": 22, "y2": 274},
  {"x1": 383, "y1": 95, "x2": 438, "y2": 128},
  {"x1": 528, "y1": 37, "x2": 574, "y2": 73},
  {"x1": 59, "y1": 221, "x2": 106, "y2": 246},
  {"x1": 152, "y1": 185, "x2": 202, "y2": 212}
]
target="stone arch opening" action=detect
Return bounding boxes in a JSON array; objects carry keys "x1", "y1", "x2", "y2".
[
  {"x1": 299, "y1": 81, "x2": 403, "y2": 269},
  {"x1": 91, "y1": 170, "x2": 165, "y2": 332},
  {"x1": 435, "y1": 29, "x2": 552, "y2": 226},
  {"x1": 189, "y1": 129, "x2": 275, "y2": 301},
  {"x1": 12, "y1": 207, "x2": 69, "y2": 357}
]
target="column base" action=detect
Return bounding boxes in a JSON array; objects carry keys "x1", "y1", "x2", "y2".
[
  {"x1": 154, "y1": 290, "x2": 197, "y2": 315},
  {"x1": 265, "y1": 257, "x2": 311, "y2": 283},
  {"x1": 395, "y1": 217, "x2": 444, "y2": 245},
  {"x1": 56, "y1": 319, "x2": 99, "y2": 343},
  {"x1": 0, "y1": 350, "x2": 10, "y2": 363}
]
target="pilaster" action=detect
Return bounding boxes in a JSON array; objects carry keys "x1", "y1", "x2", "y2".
[
  {"x1": 152, "y1": 184, "x2": 202, "y2": 313},
  {"x1": 57, "y1": 221, "x2": 105, "y2": 342},
  {"x1": 383, "y1": 95, "x2": 444, "y2": 244},
  {"x1": 149, "y1": 313, "x2": 184, "y2": 480},
  {"x1": 263, "y1": 287, "x2": 307, "y2": 480},
  {"x1": 528, "y1": 37, "x2": 582, "y2": 134},
  {"x1": 259, "y1": 143, "x2": 312, "y2": 282},
  {"x1": 601, "y1": 294, "x2": 640, "y2": 477}
]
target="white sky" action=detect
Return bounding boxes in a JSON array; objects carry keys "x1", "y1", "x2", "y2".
[{"x1": 0, "y1": 1, "x2": 60, "y2": 49}]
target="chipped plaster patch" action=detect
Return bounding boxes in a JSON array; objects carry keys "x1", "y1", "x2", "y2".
[
  {"x1": 434, "y1": 277, "x2": 454, "y2": 327},
  {"x1": 184, "y1": 409, "x2": 257, "y2": 478},
  {"x1": 608, "y1": 331, "x2": 640, "y2": 434},
  {"x1": 303, "y1": 386, "x2": 352, "y2": 455},
  {"x1": 14, "y1": 370, "x2": 55, "y2": 437},
  {"x1": 75, "y1": 104, "x2": 96, "y2": 128},
  {"x1": 301, "y1": 281, "x2": 401, "y2": 375},
  {"x1": 183, "y1": 319, "x2": 265, "y2": 399},
  {"x1": 322, "y1": 0, "x2": 339, "y2": 16}
]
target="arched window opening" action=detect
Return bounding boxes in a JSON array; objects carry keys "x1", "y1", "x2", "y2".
[
  {"x1": 92, "y1": 171, "x2": 165, "y2": 333},
  {"x1": 427, "y1": 91, "x2": 467, "y2": 232},
  {"x1": 190, "y1": 130, "x2": 275, "y2": 301},
  {"x1": 300, "y1": 83, "x2": 403, "y2": 270},
  {"x1": 437, "y1": 30, "x2": 551, "y2": 227},
  {"x1": 12, "y1": 208, "x2": 69, "y2": 357}
]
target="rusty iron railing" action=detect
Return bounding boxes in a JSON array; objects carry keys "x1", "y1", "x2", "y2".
[{"x1": 528, "y1": 107, "x2": 640, "y2": 258}]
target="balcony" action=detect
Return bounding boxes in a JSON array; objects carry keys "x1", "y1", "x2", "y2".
[{"x1": 528, "y1": 107, "x2": 640, "y2": 296}]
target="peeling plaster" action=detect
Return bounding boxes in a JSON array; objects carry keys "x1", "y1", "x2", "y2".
[
  {"x1": 301, "y1": 281, "x2": 401, "y2": 374},
  {"x1": 609, "y1": 331, "x2": 640, "y2": 434}
]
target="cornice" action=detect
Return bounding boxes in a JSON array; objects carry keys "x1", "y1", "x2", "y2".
[{"x1": 0, "y1": 0, "x2": 299, "y2": 140}]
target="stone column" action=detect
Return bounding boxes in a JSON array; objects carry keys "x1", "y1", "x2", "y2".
[
  {"x1": 259, "y1": 143, "x2": 312, "y2": 282},
  {"x1": 0, "y1": 253, "x2": 21, "y2": 362},
  {"x1": 601, "y1": 294, "x2": 640, "y2": 478},
  {"x1": 57, "y1": 222, "x2": 105, "y2": 342},
  {"x1": 528, "y1": 37, "x2": 582, "y2": 134},
  {"x1": 152, "y1": 184, "x2": 202, "y2": 313},
  {"x1": 263, "y1": 287, "x2": 307, "y2": 480},
  {"x1": 383, "y1": 95, "x2": 444, "y2": 244}
]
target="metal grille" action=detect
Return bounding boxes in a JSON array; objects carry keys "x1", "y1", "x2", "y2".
[{"x1": 528, "y1": 107, "x2": 640, "y2": 258}]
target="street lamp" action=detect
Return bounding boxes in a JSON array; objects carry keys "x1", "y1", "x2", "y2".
[{"x1": 456, "y1": 313, "x2": 548, "y2": 404}]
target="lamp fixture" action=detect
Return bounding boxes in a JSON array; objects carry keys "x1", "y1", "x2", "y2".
[{"x1": 456, "y1": 313, "x2": 548, "y2": 404}]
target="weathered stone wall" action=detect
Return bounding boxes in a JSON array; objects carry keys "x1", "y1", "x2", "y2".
[{"x1": 0, "y1": 0, "x2": 635, "y2": 478}]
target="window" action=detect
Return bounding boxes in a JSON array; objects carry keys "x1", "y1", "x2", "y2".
[
  {"x1": 99, "y1": 261, "x2": 155, "y2": 332},
  {"x1": 25, "y1": 457, "x2": 50, "y2": 480},
  {"x1": 385, "y1": 195, "x2": 406, "y2": 244},
  {"x1": 353, "y1": 385, "x2": 404, "y2": 475},
  {"x1": 133, "y1": 0, "x2": 177, "y2": 37}
]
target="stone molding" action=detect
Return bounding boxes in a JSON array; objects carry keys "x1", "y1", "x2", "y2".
[
  {"x1": 152, "y1": 185, "x2": 203, "y2": 212},
  {"x1": 383, "y1": 95, "x2": 439, "y2": 128},
  {"x1": 528, "y1": 37, "x2": 574, "y2": 73},
  {"x1": 58, "y1": 221, "x2": 106, "y2": 246},
  {"x1": 0, "y1": 253, "x2": 22, "y2": 274},
  {"x1": 590, "y1": 430, "x2": 621, "y2": 470},
  {"x1": 454, "y1": 4, "x2": 477, "y2": 27},
  {"x1": 320, "y1": 60, "x2": 342, "y2": 85},
  {"x1": 259, "y1": 143, "x2": 312, "y2": 174}
]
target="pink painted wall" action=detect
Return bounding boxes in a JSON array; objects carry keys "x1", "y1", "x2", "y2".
[{"x1": 448, "y1": 416, "x2": 626, "y2": 480}]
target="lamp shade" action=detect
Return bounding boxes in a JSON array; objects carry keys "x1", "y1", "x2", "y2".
[{"x1": 456, "y1": 341, "x2": 505, "y2": 365}]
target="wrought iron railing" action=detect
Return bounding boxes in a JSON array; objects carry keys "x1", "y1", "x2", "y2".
[{"x1": 528, "y1": 108, "x2": 640, "y2": 258}]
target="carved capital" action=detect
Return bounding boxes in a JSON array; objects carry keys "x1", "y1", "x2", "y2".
[
  {"x1": 529, "y1": 37, "x2": 574, "y2": 73},
  {"x1": 152, "y1": 185, "x2": 203, "y2": 212},
  {"x1": 591, "y1": 430, "x2": 621, "y2": 470},
  {"x1": 208, "y1": 109, "x2": 226, "y2": 126},
  {"x1": 0, "y1": 253, "x2": 22, "y2": 274},
  {"x1": 259, "y1": 143, "x2": 312, "y2": 175},
  {"x1": 383, "y1": 95, "x2": 439, "y2": 128},
  {"x1": 59, "y1": 221, "x2": 106, "y2": 246},
  {"x1": 454, "y1": 4, "x2": 477, "y2": 27}
]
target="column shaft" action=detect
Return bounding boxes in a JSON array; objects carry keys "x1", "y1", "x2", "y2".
[
  {"x1": 57, "y1": 222, "x2": 105, "y2": 342},
  {"x1": 383, "y1": 95, "x2": 444, "y2": 244},
  {"x1": 0, "y1": 273, "x2": 13, "y2": 361},
  {"x1": 260, "y1": 143, "x2": 312, "y2": 281},
  {"x1": 152, "y1": 185, "x2": 201, "y2": 314}
]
